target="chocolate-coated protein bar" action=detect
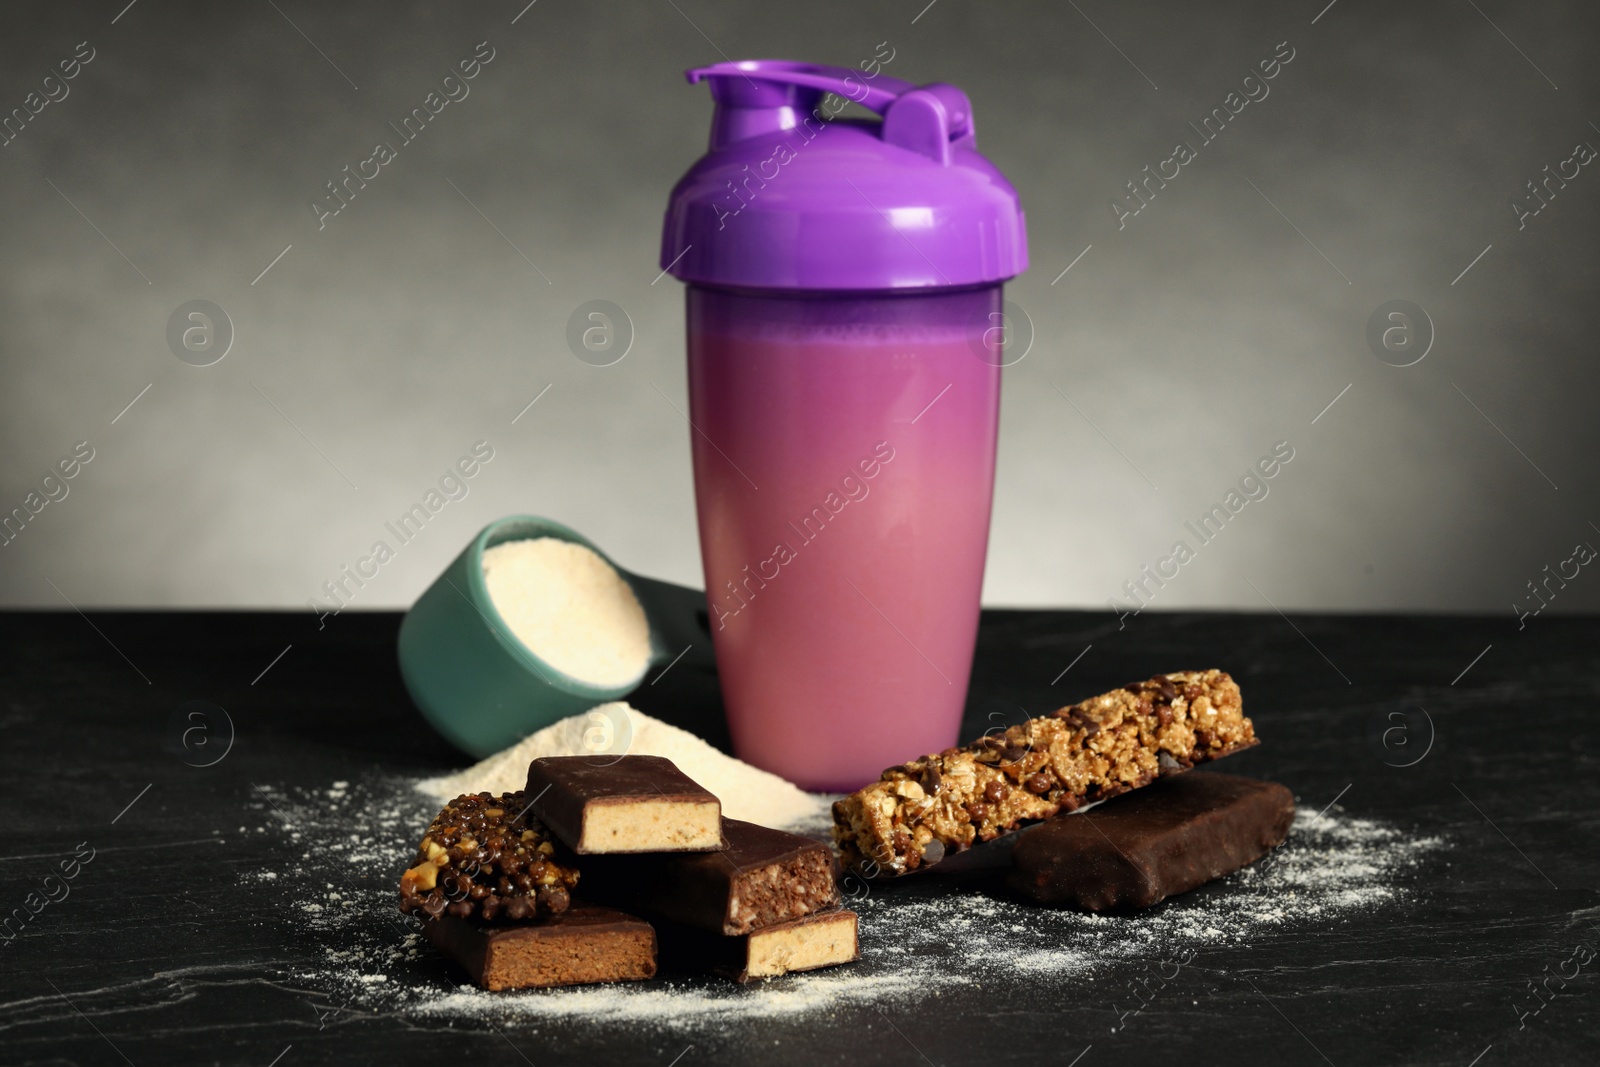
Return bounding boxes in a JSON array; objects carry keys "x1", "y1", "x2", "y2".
[
  {"x1": 1007, "y1": 771, "x2": 1294, "y2": 909},
  {"x1": 656, "y1": 908, "x2": 860, "y2": 982},
  {"x1": 526, "y1": 755, "x2": 723, "y2": 854},
  {"x1": 422, "y1": 904, "x2": 656, "y2": 990},
  {"x1": 577, "y1": 818, "x2": 838, "y2": 935}
]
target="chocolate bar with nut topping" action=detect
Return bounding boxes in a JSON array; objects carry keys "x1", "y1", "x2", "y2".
[{"x1": 832, "y1": 669, "x2": 1258, "y2": 877}]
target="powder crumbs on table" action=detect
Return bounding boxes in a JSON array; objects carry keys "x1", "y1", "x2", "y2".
[{"x1": 246, "y1": 772, "x2": 1446, "y2": 1034}]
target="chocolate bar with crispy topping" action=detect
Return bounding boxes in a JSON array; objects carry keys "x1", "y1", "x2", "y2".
[
  {"x1": 398, "y1": 791, "x2": 580, "y2": 922},
  {"x1": 832, "y1": 670, "x2": 1258, "y2": 877}
]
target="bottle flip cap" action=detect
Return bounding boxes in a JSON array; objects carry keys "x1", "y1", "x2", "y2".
[{"x1": 660, "y1": 59, "x2": 1028, "y2": 291}]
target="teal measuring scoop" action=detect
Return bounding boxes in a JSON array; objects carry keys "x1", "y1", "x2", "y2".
[{"x1": 397, "y1": 515, "x2": 713, "y2": 757}]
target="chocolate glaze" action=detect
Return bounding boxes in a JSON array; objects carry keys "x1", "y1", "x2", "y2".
[{"x1": 1007, "y1": 771, "x2": 1294, "y2": 910}]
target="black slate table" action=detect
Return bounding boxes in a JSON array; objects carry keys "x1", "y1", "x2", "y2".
[{"x1": 1, "y1": 607, "x2": 1596, "y2": 1066}]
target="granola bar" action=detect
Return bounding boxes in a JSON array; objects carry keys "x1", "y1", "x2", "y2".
[{"x1": 831, "y1": 669, "x2": 1257, "y2": 876}]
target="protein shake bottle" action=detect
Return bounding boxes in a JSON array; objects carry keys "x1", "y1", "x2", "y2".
[{"x1": 660, "y1": 60, "x2": 1028, "y2": 791}]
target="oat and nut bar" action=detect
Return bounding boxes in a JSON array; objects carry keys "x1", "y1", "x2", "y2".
[
  {"x1": 423, "y1": 904, "x2": 657, "y2": 990},
  {"x1": 527, "y1": 755, "x2": 723, "y2": 854},
  {"x1": 576, "y1": 818, "x2": 839, "y2": 936},
  {"x1": 832, "y1": 669, "x2": 1257, "y2": 876},
  {"x1": 1008, "y1": 771, "x2": 1294, "y2": 910},
  {"x1": 398, "y1": 790, "x2": 579, "y2": 921}
]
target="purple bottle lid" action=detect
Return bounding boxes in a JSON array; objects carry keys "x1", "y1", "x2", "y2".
[{"x1": 660, "y1": 59, "x2": 1028, "y2": 292}]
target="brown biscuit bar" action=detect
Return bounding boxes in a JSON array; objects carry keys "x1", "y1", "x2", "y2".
[
  {"x1": 576, "y1": 818, "x2": 839, "y2": 935},
  {"x1": 832, "y1": 669, "x2": 1257, "y2": 876},
  {"x1": 1007, "y1": 771, "x2": 1295, "y2": 909},
  {"x1": 526, "y1": 755, "x2": 723, "y2": 854},
  {"x1": 656, "y1": 908, "x2": 860, "y2": 982},
  {"x1": 422, "y1": 903, "x2": 657, "y2": 990}
]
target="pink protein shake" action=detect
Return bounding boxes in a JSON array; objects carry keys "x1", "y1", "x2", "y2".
[{"x1": 688, "y1": 287, "x2": 1002, "y2": 790}]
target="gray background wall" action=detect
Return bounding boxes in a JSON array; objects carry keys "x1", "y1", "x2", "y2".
[{"x1": 1, "y1": 0, "x2": 1596, "y2": 618}]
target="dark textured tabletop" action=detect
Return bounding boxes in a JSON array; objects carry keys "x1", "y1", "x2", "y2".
[{"x1": 1, "y1": 607, "x2": 1596, "y2": 1066}]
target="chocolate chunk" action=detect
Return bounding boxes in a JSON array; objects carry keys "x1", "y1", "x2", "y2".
[
  {"x1": 655, "y1": 908, "x2": 859, "y2": 982},
  {"x1": 526, "y1": 755, "x2": 722, "y2": 854},
  {"x1": 576, "y1": 818, "x2": 839, "y2": 936},
  {"x1": 422, "y1": 904, "x2": 656, "y2": 990},
  {"x1": 1007, "y1": 772, "x2": 1294, "y2": 910}
]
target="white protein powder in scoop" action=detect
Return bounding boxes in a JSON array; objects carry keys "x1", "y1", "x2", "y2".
[{"x1": 481, "y1": 537, "x2": 652, "y2": 687}]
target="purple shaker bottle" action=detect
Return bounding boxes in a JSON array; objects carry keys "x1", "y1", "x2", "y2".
[{"x1": 660, "y1": 60, "x2": 1028, "y2": 791}]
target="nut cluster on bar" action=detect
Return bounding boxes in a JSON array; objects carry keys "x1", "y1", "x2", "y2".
[{"x1": 397, "y1": 790, "x2": 579, "y2": 922}]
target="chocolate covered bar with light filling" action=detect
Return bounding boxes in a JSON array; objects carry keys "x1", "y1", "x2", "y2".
[
  {"x1": 1007, "y1": 771, "x2": 1294, "y2": 910},
  {"x1": 526, "y1": 755, "x2": 723, "y2": 854},
  {"x1": 576, "y1": 818, "x2": 839, "y2": 935},
  {"x1": 422, "y1": 904, "x2": 657, "y2": 990},
  {"x1": 655, "y1": 908, "x2": 860, "y2": 982},
  {"x1": 833, "y1": 670, "x2": 1258, "y2": 876}
]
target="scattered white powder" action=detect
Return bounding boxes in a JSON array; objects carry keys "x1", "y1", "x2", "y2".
[
  {"x1": 250, "y1": 774, "x2": 1446, "y2": 1034},
  {"x1": 417, "y1": 703, "x2": 830, "y2": 830},
  {"x1": 481, "y1": 538, "x2": 652, "y2": 687}
]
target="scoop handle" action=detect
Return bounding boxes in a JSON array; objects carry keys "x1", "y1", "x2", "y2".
[{"x1": 622, "y1": 571, "x2": 719, "y2": 673}]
